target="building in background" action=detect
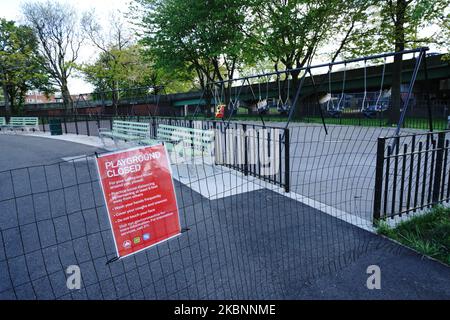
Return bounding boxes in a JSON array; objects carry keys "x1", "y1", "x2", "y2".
[{"x1": 25, "y1": 90, "x2": 57, "y2": 104}]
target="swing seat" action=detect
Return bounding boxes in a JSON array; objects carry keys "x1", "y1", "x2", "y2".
[
  {"x1": 215, "y1": 104, "x2": 225, "y2": 118},
  {"x1": 257, "y1": 100, "x2": 268, "y2": 110},
  {"x1": 277, "y1": 103, "x2": 290, "y2": 114},
  {"x1": 328, "y1": 110, "x2": 342, "y2": 118},
  {"x1": 363, "y1": 104, "x2": 382, "y2": 118},
  {"x1": 256, "y1": 100, "x2": 269, "y2": 114}
]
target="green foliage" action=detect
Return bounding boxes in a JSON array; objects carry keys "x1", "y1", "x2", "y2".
[
  {"x1": 78, "y1": 43, "x2": 188, "y2": 95},
  {"x1": 348, "y1": 0, "x2": 450, "y2": 55},
  {"x1": 3, "y1": 0, "x2": 448, "y2": 111},
  {"x1": 0, "y1": 18, "x2": 52, "y2": 114},
  {"x1": 135, "y1": 0, "x2": 253, "y2": 89},
  {"x1": 249, "y1": 0, "x2": 367, "y2": 68},
  {"x1": 377, "y1": 206, "x2": 450, "y2": 265},
  {"x1": 79, "y1": 45, "x2": 152, "y2": 92},
  {"x1": 22, "y1": 1, "x2": 85, "y2": 108},
  {"x1": 441, "y1": 10, "x2": 450, "y2": 60}
]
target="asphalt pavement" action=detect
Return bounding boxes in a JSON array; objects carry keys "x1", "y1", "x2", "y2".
[{"x1": 0, "y1": 134, "x2": 449, "y2": 299}]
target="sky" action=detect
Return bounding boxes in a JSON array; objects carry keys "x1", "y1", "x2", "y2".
[
  {"x1": 0, "y1": 1, "x2": 447, "y2": 95},
  {"x1": 0, "y1": 0, "x2": 134, "y2": 94}
]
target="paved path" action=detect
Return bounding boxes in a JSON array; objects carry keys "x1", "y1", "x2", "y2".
[
  {"x1": 0, "y1": 134, "x2": 104, "y2": 171},
  {"x1": 31, "y1": 120, "x2": 426, "y2": 221},
  {"x1": 233, "y1": 121, "x2": 425, "y2": 221},
  {"x1": 0, "y1": 134, "x2": 449, "y2": 299}
]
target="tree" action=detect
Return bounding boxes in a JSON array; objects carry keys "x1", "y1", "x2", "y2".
[
  {"x1": 78, "y1": 44, "x2": 163, "y2": 113},
  {"x1": 80, "y1": 10, "x2": 189, "y2": 114},
  {"x1": 348, "y1": 0, "x2": 450, "y2": 123},
  {"x1": 81, "y1": 10, "x2": 137, "y2": 114},
  {"x1": 443, "y1": 11, "x2": 450, "y2": 60},
  {"x1": 134, "y1": 0, "x2": 254, "y2": 116},
  {"x1": 246, "y1": 0, "x2": 372, "y2": 117},
  {"x1": 22, "y1": 1, "x2": 84, "y2": 112},
  {"x1": 0, "y1": 18, "x2": 52, "y2": 114},
  {"x1": 248, "y1": 0, "x2": 371, "y2": 75}
]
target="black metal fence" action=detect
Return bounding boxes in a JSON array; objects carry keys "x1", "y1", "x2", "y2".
[
  {"x1": 297, "y1": 96, "x2": 449, "y2": 131},
  {"x1": 2, "y1": 48, "x2": 450, "y2": 300},
  {"x1": 373, "y1": 130, "x2": 450, "y2": 220},
  {"x1": 213, "y1": 122, "x2": 290, "y2": 193},
  {"x1": 16, "y1": 115, "x2": 291, "y2": 192},
  {"x1": 0, "y1": 125, "x2": 404, "y2": 300},
  {"x1": 147, "y1": 118, "x2": 290, "y2": 192}
]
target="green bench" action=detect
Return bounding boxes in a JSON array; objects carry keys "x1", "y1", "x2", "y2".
[
  {"x1": 99, "y1": 120, "x2": 150, "y2": 145},
  {"x1": 0, "y1": 117, "x2": 6, "y2": 131},
  {"x1": 140, "y1": 124, "x2": 215, "y2": 157},
  {"x1": 8, "y1": 117, "x2": 40, "y2": 132}
]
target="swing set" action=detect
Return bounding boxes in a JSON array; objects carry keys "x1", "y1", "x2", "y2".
[
  {"x1": 277, "y1": 73, "x2": 292, "y2": 115},
  {"x1": 256, "y1": 76, "x2": 270, "y2": 114},
  {"x1": 323, "y1": 64, "x2": 346, "y2": 118},
  {"x1": 361, "y1": 57, "x2": 391, "y2": 118},
  {"x1": 196, "y1": 47, "x2": 431, "y2": 137}
]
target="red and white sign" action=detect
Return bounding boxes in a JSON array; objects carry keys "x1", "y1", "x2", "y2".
[{"x1": 96, "y1": 144, "x2": 181, "y2": 258}]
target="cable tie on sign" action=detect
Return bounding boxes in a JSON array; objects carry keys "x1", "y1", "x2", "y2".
[
  {"x1": 181, "y1": 228, "x2": 190, "y2": 234},
  {"x1": 105, "y1": 256, "x2": 119, "y2": 265}
]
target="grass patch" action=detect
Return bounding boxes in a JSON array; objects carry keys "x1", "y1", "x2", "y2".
[
  {"x1": 301, "y1": 116, "x2": 447, "y2": 130},
  {"x1": 376, "y1": 206, "x2": 450, "y2": 265},
  {"x1": 176, "y1": 114, "x2": 446, "y2": 131}
]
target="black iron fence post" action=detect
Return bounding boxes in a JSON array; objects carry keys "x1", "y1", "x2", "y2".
[
  {"x1": 63, "y1": 116, "x2": 67, "y2": 134},
  {"x1": 243, "y1": 124, "x2": 248, "y2": 176},
  {"x1": 423, "y1": 53, "x2": 433, "y2": 132},
  {"x1": 75, "y1": 114, "x2": 79, "y2": 135},
  {"x1": 373, "y1": 137, "x2": 386, "y2": 222},
  {"x1": 432, "y1": 132, "x2": 446, "y2": 204},
  {"x1": 85, "y1": 116, "x2": 90, "y2": 136},
  {"x1": 152, "y1": 118, "x2": 156, "y2": 138},
  {"x1": 284, "y1": 128, "x2": 290, "y2": 193}
]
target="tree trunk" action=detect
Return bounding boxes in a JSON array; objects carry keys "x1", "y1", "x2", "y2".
[
  {"x1": 389, "y1": 53, "x2": 403, "y2": 125},
  {"x1": 224, "y1": 84, "x2": 232, "y2": 118},
  {"x1": 0, "y1": 66, "x2": 11, "y2": 114},
  {"x1": 204, "y1": 88, "x2": 212, "y2": 118},
  {"x1": 61, "y1": 81, "x2": 73, "y2": 115},
  {"x1": 291, "y1": 69, "x2": 306, "y2": 119},
  {"x1": 112, "y1": 84, "x2": 119, "y2": 116},
  {"x1": 388, "y1": 0, "x2": 407, "y2": 125},
  {"x1": 2, "y1": 84, "x2": 11, "y2": 114}
]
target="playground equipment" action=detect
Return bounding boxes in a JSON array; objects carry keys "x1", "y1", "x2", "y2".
[
  {"x1": 215, "y1": 104, "x2": 225, "y2": 118},
  {"x1": 212, "y1": 83, "x2": 226, "y2": 119},
  {"x1": 256, "y1": 76, "x2": 270, "y2": 114},
  {"x1": 326, "y1": 63, "x2": 348, "y2": 118},
  {"x1": 359, "y1": 59, "x2": 369, "y2": 115},
  {"x1": 277, "y1": 73, "x2": 291, "y2": 114},
  {"x1": 325, "y1": 66, "x2": 340, "y2": 117},
  {"x1": 198, "y1": 47, "x2": 431, "y2": 137},
  {"x1": 363, "y1": 89, "x2": 391, "y2": 118},
  {"x1": 362, "y1": 57, "x2": 389, "y2": 118}
]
